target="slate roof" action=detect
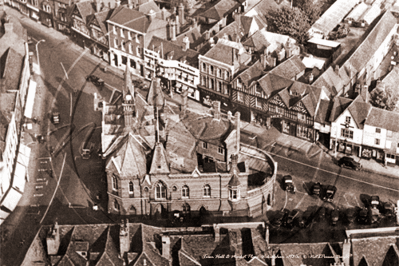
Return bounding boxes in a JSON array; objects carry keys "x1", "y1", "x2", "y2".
[
  {"x1": 269, "y1": 55, "x2": 306, "y2": 80},
  {"x1": 149, "y1": 142, "x2": 170, "y2": 174},
  {"x1": 147, "y1": 77, "x2": 164, "y2": 107},
  {"x1": 147, "y1": 36, "x2": 200, "y2": 67},
  {"x1": 87, "y1": 9, "x2": 113, "y2": 35},
  {"x1": 174, "y1": 27, "x2": 204, "y2": 50},
  {"x1": 257, "y1": 73, "x2": 294, "y2": 98},
  {"x1": 310, "y1": 0, "x2": 358, "y2": 35},
  {"x1": 381, "y1": 65, "x2": 399, "y2": 93},
  {"x1": 243, "y1": 28, "x2": 294, "y2": 53},
  {"x1": 136, "y1": 0, "x2": 160, "y2": 14},
  {"x1": 342, "y1": 11, "x2": 397, "y2": 73},
  {"x1": 234, "y1": 60, "x2": 264, "y2": 87},
  {"x1": 312, "y1": 66, "x2": 342, "y2": 97},
  {"x1": 365, "y1": 107, "x2": 399, "y2": 132},
  {"x1": 105, "y1": 133, "x2": 147, "y2": 179}
]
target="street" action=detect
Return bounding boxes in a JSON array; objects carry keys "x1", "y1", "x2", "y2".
[{"x1": 0, "y1": 6, "x2": 399, "y2": 266}]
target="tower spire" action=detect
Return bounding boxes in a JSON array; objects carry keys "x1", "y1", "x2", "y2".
[
  {"x1": 122, "y1": 62, "x2": 136, "y2": 129},
  {"x1": 123, "y1": 61, "x2": 134, "y2": 98}
]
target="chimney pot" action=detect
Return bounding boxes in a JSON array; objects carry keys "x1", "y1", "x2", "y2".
[
  {"x1": 308, "y1": 73, "x2": 314, "y2": 83},
  {"x1": 334, "y1": 65, "x2": 339, "y2": 74},
  {"x1": 211, "y1": 101, "x2": 221, "y2": 120},
  {"x1": 162, "y1": 235, "x2": 170, "y2": 260},
  {"x1": 182, "y1": 36, "x2": 190, "y2": 51},
  {"x1": 178, "y1": 2, "x2": 185, "y2": 25}
]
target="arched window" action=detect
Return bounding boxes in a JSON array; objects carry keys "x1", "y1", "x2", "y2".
[
  {"x1": 267, "y1": 194, "x2": 271, "y2": 205},
  {"x1": 47, "y1": 5, "x2": 51, "y2": 12},
  {"x1": 129, "y1": 205, "x2": 136, "y2": 215},
  {"x1": 114, "y1": 199, "x2": 119, "y2": 210},
  {"x1": 182, "y1": 185, "x2": 189, "y2": 198},
  {"x1": 182, "y1": 203, "x2": 190, "y2": 216},
  {"x1": 204, "y1": 185, "x2": 211, "y2": 197},
  {"x1": 129, "y1": 181, "x2": 134, "y2": 194},
  {"x1": 156, "y1": 183, "x2": 166, "y2": 199},
  {"x1": 202, "y1": 63, "x2": 206, "y2": 71},
  {"x1": 210, "y1": 79, "x2": 214, "y2": 90},
  {"x1": 112, "y1": 175, "x2": 118, "y2": 190}
]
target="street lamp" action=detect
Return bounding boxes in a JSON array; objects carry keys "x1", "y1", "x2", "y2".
[{"x1": 35, "y1": 39, "x2": 45, "y2": 74}]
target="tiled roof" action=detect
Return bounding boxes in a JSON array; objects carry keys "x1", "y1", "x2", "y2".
[
  {"x1": 234, "y1": 60, "x2": 264, "y2": 87},
  {"x1": 381, "y1": 65, "x2": 399, "y2": 93},
  {"x1": 365, "y1": 107, "x2": 399, "y2": 132},
  {"x1": 149, "y1": 142, "x2": 170, "y2": 174},
  {"x1": 244, "y1": 0, "x2": 280, "y2": 28},
  {"x1": 108, "y1": 6, "x2": 160, "y2": 34},
  {"x1": 165, "y1": 118, "x2": 197, "y2": 173},
  {"x1": 312, "y1": 66, "x2": 342, "y2": 97},
  {"x1": 300, "y1": 86, "x2": 322, "y2": 117},
  {"x1": 351, "y1": 236, "x2": 399, "y2": 266},
  {"x1": 243, "y1": 28, "x2": 293, "y2": 53},
  {"x1": 174, "y1": 27, "x2": 204, "y2": 50},
  {"x1": 0, "y1": 48, "x2": 24, "y2": 92},
  {"x1": 105, "y1": 133, "x2": 147, "y2": 178},
  {"x1": 347, "y1": 96, "x2": 372, "y2": 129},
  {"x1": 269, "y1": 55, "x2": 306, "y2": 80},
  {"x1": 329, "y1": 96, "x2": 353, "y2": 122},
  {"x1": 136, "y1": 0, "x2": 160, "y2": 14},
  {"x1": 315, "y1": 99, "x2": 333, "y2": 124},
  {"x1": 228, "y1": 173, "x2": 241, "y2": 186},
  {"x1": 200, "y1": 0, "x2": 240, "y2": 20},
  {"x1": 88, "y1": 9, "x2": 113, "y2": 35},
  {"x1": 311, "y1": 0, "x2": 358, "y2": 35},
  {"x1": 75, "y1": 1, "x2": 96, "y2": 23},
  {"x1": 342, "y1": 11, "x2": 397, "y2": 73},
  {"x1": 203, "y1": 40, "x2": 249, "y2": 66},
  {"x1": 257, "y1": 73, "x2": 294, "y2": 97},
  {"x1": 147, "y1": 36, "x2": 200, "y2": 67},
  {"x1": 182, "y1": 112, "x2": 232, "y2": 145}
]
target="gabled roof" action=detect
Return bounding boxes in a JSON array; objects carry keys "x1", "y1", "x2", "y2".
[
  {"x1": 200, "y1": 0, "x2": 241, "y2": 20},
  {"x1": 147, "y1": 77, "x2": 164, "y2": 107},
  {"x1": 87, "y1": 9, "x2": 113, "y2": 35},
  {"x1": 365, "y1": 107, "x2": 399, "y2": 132},
  {"x1": 174, "y1": 27, "x2": 204, "y2": 50},
  {"x1": 257, "y1": 73, "x2": 294, "y2": 97},
  {"x1": 300, "y1": 86, "x2": 322, "y2": 117},
  {"x1": 234, "y1": 60, "x2": 264, "y2": 87},
  {"x1": 149, "y1": 142, "x2": 170, "y2": 174},
  {"x1": 136, "y1": 0, "x2": 161, "y2": 14},
  {"x1": 74, "y1": 0, "x2": 96, "y2": 24},
  {"x1": 269, "y1": 55, "x2": 306, "y2": 80},
  {"x1": 310, "y1": 0, "x2": 358, "y2": 35},
  {"x1": 312, "y1": 66, "x2": 342, "y2": 97},
  {"x1": 329, "y1": 96, "x2": 353, "y2": 122},
  {"x1": 347, "y1": 96, "x2": 372, "y2": 129},
  {"x1": 342, "y1": 11, "x2": 397, "y2": 73},
  {"x1": 243, "y1": 28, "x2": 293, "y2": 53},
  {"x1": 351, "y1": 236, "x2": 399, "y2": 266},
  {"x1": 203, "y1": 39, "x2": 250, "y2": 67},
  {"x1": 105, "y1": 133, "x2": 147, "y2": 178},
  {"x1": 381, "y1": 65, "x2": 399, "y2": 93},
  {"x1": 148, "y1": 36, "x2": 200, "y2": 67},
  {"x1": 315, "y1": 99, "x2": 333, "y2": 124},
  {"x1": 228, "y1": 172, "x2": 241, "y2": 186},
  {"x1": 244, "y1": 0, "x2": 280, "y2": 28},
  {"x1": 0, "y1": 47, "x2": 24, "y2": 92}
]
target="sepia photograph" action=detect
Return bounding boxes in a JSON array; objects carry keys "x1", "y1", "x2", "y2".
[{"x1": 0, "y1": 0, "x2": 398, "y2": 265}]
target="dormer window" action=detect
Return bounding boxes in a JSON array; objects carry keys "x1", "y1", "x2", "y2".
[{"x1": 255, "y1": 85, "x2": 262, "y2": 95}]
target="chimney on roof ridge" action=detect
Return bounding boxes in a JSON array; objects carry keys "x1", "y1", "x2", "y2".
[
  {"x1": 115, "y1": 0, "x2": 121, "y2": 7},
  {"x1": 176, "y1": 15, "x2": 180, "y2": 34},
  {"x1": 229, "y1": 154, "x2": 239, "y2": 173},
  {"x1": 334, "y1": 65, "x2": 339, "y2": 75},
  {"x1": 209, "y1": 37, "x2": 215, "y2": 47},
  {"x1": 180, "y1": 89, "x2": 188, "y2": 118},
  {"x1": 214, "y1": 224, "x2": 220, "y2": 242},
  {"x1": 178, "y1": 2, "x2": 185, "y2": 25},
  {"x1": 265, "y1": 226, "x2": 269, "y2": 246},
  {"x1": 46, "y1": 221, "x2": 60, "y2": 255},
  {"x1": 161, "y1": 7, "x2": 167, "y2": 20},
  {"x1": 128, "y1": 0, "x2": 133, "y2": 9},
  {"x1": 119, "y1": 219, "x2": 130, "y2": 256},
  {"x1": 4, "y1": 22, "x2": 13, "y2": 34},
  {"x1": 308, "y1": 73, "x2": 314, "y2": 84},
  {"x1": 170, "y1": 20, "x2": 176, "y2": 41},
  {"x1": 148, "y1": 9, "x2": 156, "y2": 21}
]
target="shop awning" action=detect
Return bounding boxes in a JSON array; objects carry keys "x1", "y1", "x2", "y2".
[
  {"x1": 24, "y1": 80, "x2": 37, "y2": 119},
  {"x1": 1, "y1": 188, "x2": 22, "y2": 212}
]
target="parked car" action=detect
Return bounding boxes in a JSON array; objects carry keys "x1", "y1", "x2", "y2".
[
  {"x1": 358, "y1": 208, "x2": 368, "y2": 224},
  {"x1": 323, "y1": 185, "x2": 337, "y2": 202},
  {"x1": 312, "y1": 182, "x2": 322, "y2": 196},
  {"x1": 346, "y1": 208, "x2": 357, "y2": 224},
  {"x1": 296, "y1": 214, "x2": 306, "y2": 228},
  {"x1": 331, "y1": 209, "x2": 339, "y2": 225},
  {"x1": 318, "y1": 207, "x2": 326, "y2": 220},
  {"x1": 338, "y1": 156, "x2": 361, "y2": 170},
  {"x1": 283, "y1": 175, "x2": 295, "y2": 193},
  {"x1": 382, "y1": 202, "x2": 395, "y2": 218},
  {"x1": 284, "y1": 210, "x2": 299, "y2": 228},
  {"x1": 52, "y1": 112, "x2": 60, "y2": 125},
  {"x1": 280, "y1": 209, "x2": 290, "y2": 227},
  {"x1": 369, "y1": 207, "x2": 380, "y2": 224},
  {"x1": 86, "y1": 75, "x2": 104, "y2": 86},
  {"x1": 271, "y1": 211, "x2": 286, "y2": 227},
  {"x1": 370, "y1": 196, "x2": 380, "y2": 209}
]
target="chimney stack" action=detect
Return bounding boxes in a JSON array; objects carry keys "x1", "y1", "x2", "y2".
[
  {"x1": 119, "y1": 219, "x2": 130, "y2": 256},
  {"x1": 271, "y1": 249, "x2": 276, "y2": 266},
  {"x1": 227, "y1": 111, "x2": 233, "y2": 121},
  {"x1": 235, "y1": 112, "x2": 240, "y2": 153},
  {"x1": 162, "y1": 235, "x2": 170, "y2": 260},
  {"x1": 4, "y1": 23, "x2": 13, "y2": 34},
  {"x1": 209, "y1": 37, "x2": 215, "y2": 47},
  {"x1": 128, "y1": 0, "x2": 133, "y2": 9},
  {"x1": 178, "y1": 3, "x2": 185, "y2": 25},
  {"x1": 204, "y1": 31, "x2": 210, "y2": 40},
  {"x1": 334, "y1": 65, "x2": 339, "y2": 75},
  {"x1": 230, "y1": 154, "x2": 239, "y2": 173},
  {"x1": 182, "y1": 36, "x2": 190, "y2": 51},
  {"x1": 46, "y1": 221, "x2": 60, "y2": 255},
  {"x1": 308, "y1": 73, "x2": 314, "y2": 84},
  {"x1": 265, "y1": 226, "x2": 269, "y2": 246},
  {"x1": 180, "y1": 89, "x2": 188, "y2": 118},
  {"x1": 169, "y1": 20, "x2": 176, "y2": 41},
  {"x1": 161, "y1": 7, "x2": 167, "y2": 20},
  {"x1": 148, "y1": 9, "x2": 156, "y2": 22},
  {"x1": 213, "y1": 224, "x2": 220, "y2": 242},
  {"x1": 175, "y1": 16, "x2": 180, "y2": 34},
  {"x1": 115, "y1": 0, "x2": 121, "y2": 7},
  {"x1": 211, "y1": 101, "x2": 221, "y2": 120}
]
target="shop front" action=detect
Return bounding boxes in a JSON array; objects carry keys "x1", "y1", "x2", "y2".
[
  {"x1": 19, "y1": 3, "x2": 30, "y2": 16},
  {"x1": 251, "y1": 109, "x2": 269, "y2": 128},
  {"x1": 200, "y1": 88, "x2": 231, "y2": 113},
  {"x1": 361, "y1": 145, "x2": 384, "y2": 162},
  {"x1": 39, "y1": 10, "x2": 53, "y2": 27},
  {"x1": 331, "y1": 139, "x2": 361, "y2": 157}
]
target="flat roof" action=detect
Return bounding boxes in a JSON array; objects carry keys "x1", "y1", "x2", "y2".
[{"x1": 308, "y1": 38, "x2": 341, "y2": 48}]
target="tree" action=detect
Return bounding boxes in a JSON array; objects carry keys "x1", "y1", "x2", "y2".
[
  {"x1": 170, "y1": 0, "x2": 196, "y2": 11},
  {"x1": 370, "y1": 85, "x2": 399, "y2": 111},
  {"x1": 268, "y1": 7, "x2": 311, "y2": 45},
  {"x1": 293, "y1": 0, "x2": 324, "y2": 25}
]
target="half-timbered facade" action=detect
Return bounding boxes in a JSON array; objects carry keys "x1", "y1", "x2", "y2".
[
  {"x1": 26, "y1": 0, "x2": 40, "y2": 21},
  {"x1": 39, "y1": 0, "x2": 54, "y2": 28},
  {"x1": 70, "y1": 1, "x2": 95, "y2": 49},
  {"x1": 52, "y1": 0, "x2": 71, "y2": 34},
  {"x1": 86, "y1": 10, "x2": 112, "y2": 61}
]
